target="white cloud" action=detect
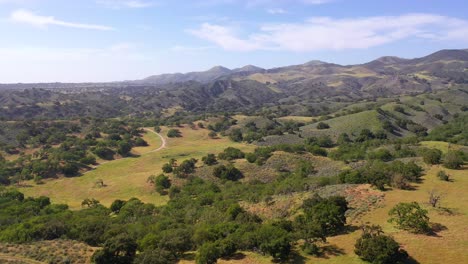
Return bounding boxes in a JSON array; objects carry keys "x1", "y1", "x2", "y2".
[
  {"x1": 267, "y1": 8, "x2": 286, "y2": 15},
  {"x1": 189, "y1": 14, "x2": 468, "y2": 52},
  {"x1": 10, "y1": 9, "x2": 114, "y2": 30},
  {"x1": 188, "y1": 23, "x2": 265, "y2": 51},
  {"x1": 97, "y1": 0, "x2": 155, "y2": 9}
]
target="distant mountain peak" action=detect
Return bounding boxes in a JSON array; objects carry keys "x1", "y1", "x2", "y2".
[
  {"x1": 375, "y1": 56, "x2": 407, "y2": 64},
  {"x1": 208, "y1": 66, "x2": 231, "y2": 72},
  {"x1": 304, "y1": 60, "x2": 328, "y2": 66},
  {"x1": 234, "y1": 65, "x2": 265, "y2": 72}
]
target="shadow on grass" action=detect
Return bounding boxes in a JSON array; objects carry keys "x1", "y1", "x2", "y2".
[
  {"x1": 427, "y1": 222, "x2": 448, "y2": 237},
  {"x1": 284, "y1": 250, "x2": 307, "y2": 264},
  {"x1": 320, "y1": 244, "x2": 346, "y2": 258},
  {"x1": 403, "y1": 256, "x2": 421, "y2": 264},
  {"x1": 222, "y1": 252, "x2": 246, "y2": 261},
  {"x1": 435, "y1": 206, "x2": 460, "y2": 216}
]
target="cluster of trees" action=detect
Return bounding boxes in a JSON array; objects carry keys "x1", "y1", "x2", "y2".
[
  {"x1": 0, "y1": 119, "x2": 148, "y2": 186},
  {"x1": 0, "y1": 120, "x2": 147, "y2": 184},
  {"x1": 0, "y1": 180, "x2": 351, "y2": 264},
  {"x1": 338, "y1": 160, "x2": 423, "y2": 190}
]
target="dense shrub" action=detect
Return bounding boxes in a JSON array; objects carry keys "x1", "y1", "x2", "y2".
[
  {"x1": 388, "y1": 202, "x2": 430, "y2": 233},
  {"x1": 355, "y1": 225, "x2": 408, "y2": 264}
]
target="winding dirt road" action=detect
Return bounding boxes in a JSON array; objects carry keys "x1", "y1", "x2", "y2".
[
  {"x1": 85, "y1": 128, "x2": 166, "y2": 170},
  {"x1": 143, "y1": 128, "x2": 167, "y2": 153}
]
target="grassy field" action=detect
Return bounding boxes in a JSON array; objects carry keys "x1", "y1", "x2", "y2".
[
  {"x1": 300, "y1": 110, "x2": 384, "y2": 139},
  {"x1": 20, "y1": 126, "x2": 254, "y2": 209},
  {"x1": 420, "y1": 141, "x2": 466, "y2": 154}
]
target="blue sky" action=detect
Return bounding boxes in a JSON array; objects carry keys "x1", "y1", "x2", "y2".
[{"x1": 0, "y1": 0, "x2": 467, "y2": 82}]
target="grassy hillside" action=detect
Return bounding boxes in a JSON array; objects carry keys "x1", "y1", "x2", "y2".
[{"x1": 300, "y1": 110, "x2": 385, "y2": 139}]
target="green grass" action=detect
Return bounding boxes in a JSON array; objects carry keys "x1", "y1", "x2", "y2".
[
  {"x1": 20, "y1": 126, "x2": 254, "y2": 209},
  {"x1": 300, "y1": 110, "x2": 384, "y2": 139},
  {"x1": 420, "y1": 141, "x2": 465, "y2": 154}
]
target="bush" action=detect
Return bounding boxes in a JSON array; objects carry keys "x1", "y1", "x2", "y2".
[
  {"x1": 443, "y1": 151, "x2": 464, "y2": 169},
  {"x1": 388, "y1": 202, "x2": 430, "y2": 233},
  {"x1": 355, "y1": 225, "x2": 408, "y2": 264},
  {"x1": 202, "y1": 154, "x2": 217, "y2": 166},
  {"x1": 154, "y1": 174, "x2": 171, "y2": 194},
  {"x1": 213, "y1": 165, "x2": 243, "y2": 181},
  {"x1": 218, "y1": 147, "x2": 245, "y2": 161},
  {"x1": 229, "y1": 128, "x2": 243, "y2": 142},
  {"x1": 437, "y1": 170, "x2": 449, "y2": 181},
  {"x1": 421, "y1": 148, "x2": 442, "y2": 165},
  {"x1": 167, "y1": 129, "x2": 182, "y2": 138},
  {"x1": 93, "y1": 147, "x2": 115, "y2": 160},
  {"x1": 316, "y1": 122, "x2": 330, "y2": 130},
  {"x1": 162, "y1": 163, "x2": 173, "y2": 173},
  {"x1": 196, "y1": 242, "x2": 220, "y2": 264},
  {"x1": 208, "y1": 131, "x2": 218, "y2": 139}
]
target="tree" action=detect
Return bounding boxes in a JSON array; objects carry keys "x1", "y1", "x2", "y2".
[
  {"x1": 388, "y1": 202, "x2": 430, "y2": 233},
  {"x1": 202, "y1": 154, "x2": 217, "y2": 166},
  {"x1": 437, "y1": 170, "x2": 449, "y2": 181},
  {"x1": 110, "y1": 199, "x2": 126, "y2": 213},
  {"x1": 196, "y1": 242, "x2": 220, "y2": 264},
  {"x1": 218, "y1": 147, "x2": 245, "y2": 161},
  {"x1": 229, "y1": 128, "x2": 243, "y2": 142},
  {"x1": 154, "y1": 174, "x2": 171, "y2": 194},
  {"x1": 443, "y1": 151, "x2": 464, "y2": 169},
  {"x1": 162, "y1": 163, "x2": 173, "y2": 173},
  {"x1": 255, "y1": 224, "x2": 292, "y2": 261},
  {"x1": 208, "y1": 131, "x2": 218, "y2": 139},
  {"x1": 300, "y1": 195, "x2": 348, "y2": 236},
  {"x1": 316, "y1": 122, "x2": 330, "y2": 130},
  {"x1": 93, "y1": 147, "x2": 115, "y2": 160},
  {"x1": 428, "y1": 189, "x2": 442, "y2": 208},
  {"x1": 117, "y1": 141, "x2": 132, "y2": 157},
  {"x1": 167, "y1": 129, "x2": 182, "y2": 138},
  {"x1": 213, "y1": 165, "x2": 243, "y2": 181},
  {"x1": 355, "y1": 225, "x2": 408, "y2": 264},
  {"x1": 421, "y1": 148, "x2": 442, "y2": 165},
  {"x1": 92, "y1": 234, "x2": 137, "y2": 264},
  {"x1": 174, "y1": 158, "x2": 197, "y2": 178}
]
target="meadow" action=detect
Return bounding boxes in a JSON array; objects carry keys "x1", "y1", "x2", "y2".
[{"x1": 20, "y1": 125, "x2": 254, "y2": 209}]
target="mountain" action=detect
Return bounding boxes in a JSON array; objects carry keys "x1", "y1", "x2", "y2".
[
  {"x1": 140, "y1": 65, "x2": 264, "y2": 85},
  {"x1": 0, "y1": 49, "x2": 467, "y2": 120}
]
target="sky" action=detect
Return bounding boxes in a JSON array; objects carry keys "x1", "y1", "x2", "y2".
[{"x1": 0, "y1": 0, "x2": 467, "y2": 83}]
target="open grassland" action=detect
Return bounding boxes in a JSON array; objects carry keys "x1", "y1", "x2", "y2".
[
  {"x1": 300, "y1": 110, "x2": 384, "y2": 139},
  {"x1": 276, "y1": 116, "x2": 318, "y2": 123},
  {"x1": 420, "y1": 141, "x2": 467, "y2": 154},
  {"x1": 20, "y1": 126, "x2": 254, "y2": 209}
]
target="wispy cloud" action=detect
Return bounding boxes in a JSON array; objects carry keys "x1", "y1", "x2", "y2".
[
  {"x1": 196, "y1": 0, "x2": 333, "y2": 7},
  {"x1": 97, "y1": 0, "x2": 156, "y2": 9},
  {"x1": 189, "y1": 14, "x2": 468, "y2": 52},
  {"x1": 188, "y1": 23, "x2": 264, "y2": 51},
  {"x1": 10, "y1": 9, "x2": 115, "y2": 30},
  {"x1": 267, "y1": 8, "x2": 286, "y2": 15}
]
